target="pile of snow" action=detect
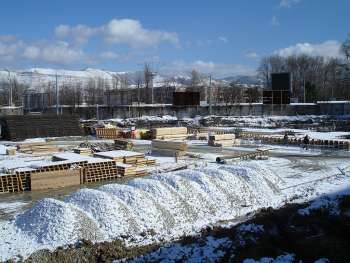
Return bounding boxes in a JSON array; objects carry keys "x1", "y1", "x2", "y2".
[
  {"x1": 0, "y1": 163, "x2": 284, "y2": 261},
  {"x1": 0, "y1": 145, "x2": 7, "y2": 155},
  {"x1": 15, "y1": 198, "x2": 103, "y2": 244}
]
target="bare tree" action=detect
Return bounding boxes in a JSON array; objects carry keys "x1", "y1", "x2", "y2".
[
  {"x1": 144, "y1": 63, "x2": 153, "y2": 89},
  {"x1": 341, "y1": 35, "x2": 350, "y2": 61}
]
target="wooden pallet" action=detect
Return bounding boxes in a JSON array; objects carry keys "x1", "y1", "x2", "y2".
[{"x1": 95, "y1": 128, "x2": 121, "y2": 139}]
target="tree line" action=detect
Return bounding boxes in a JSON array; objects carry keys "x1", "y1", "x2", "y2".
[{"x1": 258, "y1": 36, "x2": 350, "y2": 102}]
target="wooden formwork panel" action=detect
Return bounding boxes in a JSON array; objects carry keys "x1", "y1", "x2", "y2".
[{"x1": 31, "y1": 169, "x2": 82, "y2": 191}]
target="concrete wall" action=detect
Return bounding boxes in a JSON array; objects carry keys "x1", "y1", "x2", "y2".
[{"x1": 36, "y1": 101, "x2": 349, "y2": 120}]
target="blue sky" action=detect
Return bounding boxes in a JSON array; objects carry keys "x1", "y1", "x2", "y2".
[{"x1": 0, "y1": 0, "x2": 349, "y2": 77}]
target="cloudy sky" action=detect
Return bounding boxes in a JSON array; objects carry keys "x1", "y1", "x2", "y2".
[{"x1": 0, "y1": 0, "x2": 348, "y2": 77}]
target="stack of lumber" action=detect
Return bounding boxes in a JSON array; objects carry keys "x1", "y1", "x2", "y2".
[
  {"x1": 94, "y1": 150, "x2": 145, "y2": 164},
  {"x1": 115, "y1": 163, "x2": 137, "y2": 177},
  {"x1": 151, "y1": 139, "x2": 188, "y2": 156},
  {"x1": 135, "y1": 168, "x2": 148, "y2": 177},
  {"x1": 95, "y1": 128, "x2": 120, "y2": 139},
  {"x1": 17, "y1": 142, "x2": 60, "y2": 155},
  {"x1": 114, "y1": 139, "x2": 134, "y2": 150},
  {"x1": 151, "y1": 127, "x2": 188, "y2": 140},
  {"x1": 146, "y1": 157, "x2": 156, "y2": 166},
  {"x1": 208, "y1": 134, "x2": 235, "y2": 147},
  {"x1": 74, "y1": 148, "x2": 91, "y2": 156}
]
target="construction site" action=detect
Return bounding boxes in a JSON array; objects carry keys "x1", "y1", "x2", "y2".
[
  {"x1": 0, "y1": 0, "x2": 350, "y2": 258},
  {"x1": 0, "y1": 69, "x2": 349, "y2": 262}
]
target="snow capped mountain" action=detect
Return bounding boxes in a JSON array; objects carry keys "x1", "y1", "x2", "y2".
[{"x1": 0, "y1": 68, "x2": 258, "y2": 91}]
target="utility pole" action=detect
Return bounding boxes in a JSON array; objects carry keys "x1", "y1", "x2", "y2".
[
  {"x1": 209, "y1": 75, "x2": 212, "y2": 115},
  {"x1": 303, "y1": 76, "x2": 306, "y2": 103},
  {"x1": 55, "y1": 73, "x2": 59, "y2": 115},
  {"x1": 5, "y1": 69, "x2": 13, "y2": 107}
]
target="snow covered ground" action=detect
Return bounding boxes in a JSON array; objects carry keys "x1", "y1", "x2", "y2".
[{"x1": 0, "y1": 153, "x2": 349, "y2": 261}]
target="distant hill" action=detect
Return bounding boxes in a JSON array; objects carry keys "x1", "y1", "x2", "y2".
[{"x1": 0, "y1": 68, "x2": 260, "y2": 91}]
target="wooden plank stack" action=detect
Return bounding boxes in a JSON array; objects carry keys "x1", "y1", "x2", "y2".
[
  {"x1": 95, "y1": 128, "x2": 120, "y2": 139},
  {"x1": 208, "y1": 134, "x2": 235, "y2": 147},
  {"x1": 73, "y1": 148, "x2": 91, "y2": 156},
  {"x1": 146, "y1": 157, "x2": 156, "y2": 166},
  {"x1": 115, "y1": 163, "x2": 137, "y2": 177},
  {"x1": 17, "y1": 142, "x2": 60, "y2": 155},
  {"x1": 114, "y1": 139, "x2": 134, "y2": 150},
  {"x1": 94, "y1": 150, "x2": 145, "y2": 164},
  {"x1": 151, "y1": 139, "x2": 188, "y2": 156},
  {"x1": 151, "y1": 127, "x2": 188, "y2": 140}
]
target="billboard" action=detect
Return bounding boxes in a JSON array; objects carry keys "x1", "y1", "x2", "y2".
[{"x1": 271, "y1": 72, "x2": 291, "y2": 91}]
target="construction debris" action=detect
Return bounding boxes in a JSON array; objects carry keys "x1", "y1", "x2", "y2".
[
  {"x1": 151, "y1": 127, "x2": 188, "y2": 140},
  {"x1": 114, "y1": 139, "x2": 134, "y2": 150},
  {"x1": 151, "y1": 139, "x2": 188, "y2": 157}
]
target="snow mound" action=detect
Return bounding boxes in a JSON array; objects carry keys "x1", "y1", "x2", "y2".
[
  {"x1": 66, "y1": 188, "x2": 141, "y2": 238},
  {"x1": 15, "y1": 198, "x2": 103, "y2": 244},
  {"x1": 3, "y1": 163, "x2": 284, "y2": 260}
]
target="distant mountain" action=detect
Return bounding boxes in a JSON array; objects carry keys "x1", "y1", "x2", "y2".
[
  {"x1": 0, "y1": 68, "x2": 260, "y2": 91},
  {"x1": 221, "y1": 75, "x2": 262, "y2": 85}
]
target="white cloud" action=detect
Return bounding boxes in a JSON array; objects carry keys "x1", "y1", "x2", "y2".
[
  {"x1": 245, "y1": 52, "x2": 259, "y2": 59},
  {"x1": 55, "y1": 18, "x2": 179, "y2": 48},
  {"x1": 0, "y1": 39, "x2": 24, "y2": 61},
  {"x1": 218, "y1": 36, "x2": 229, "y2": 43},
  {"x1": 99, "y1": 51, "x2": 120, "y2": 60},
  {"x1": 270, "y1": 16, "x2": 280, "y2": 26},
  {"x1": 161, "y1": 60, "x2": 256, "y2": 78},
  {"x1": 276, "y1": 40, "x2": 341, "y2": 58},
  {"x1": 279, "y1": 0, "x2": 301, "y2": 8},
  {"x1": 0, "y1": 35, "x2": 18, "y2": 42},
  {"x1": 55, "y1": 24, "x2": 97, "y2": 44},
  {"x1": 22, "y1": 41, "x2": 85, "y2": 64}
]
